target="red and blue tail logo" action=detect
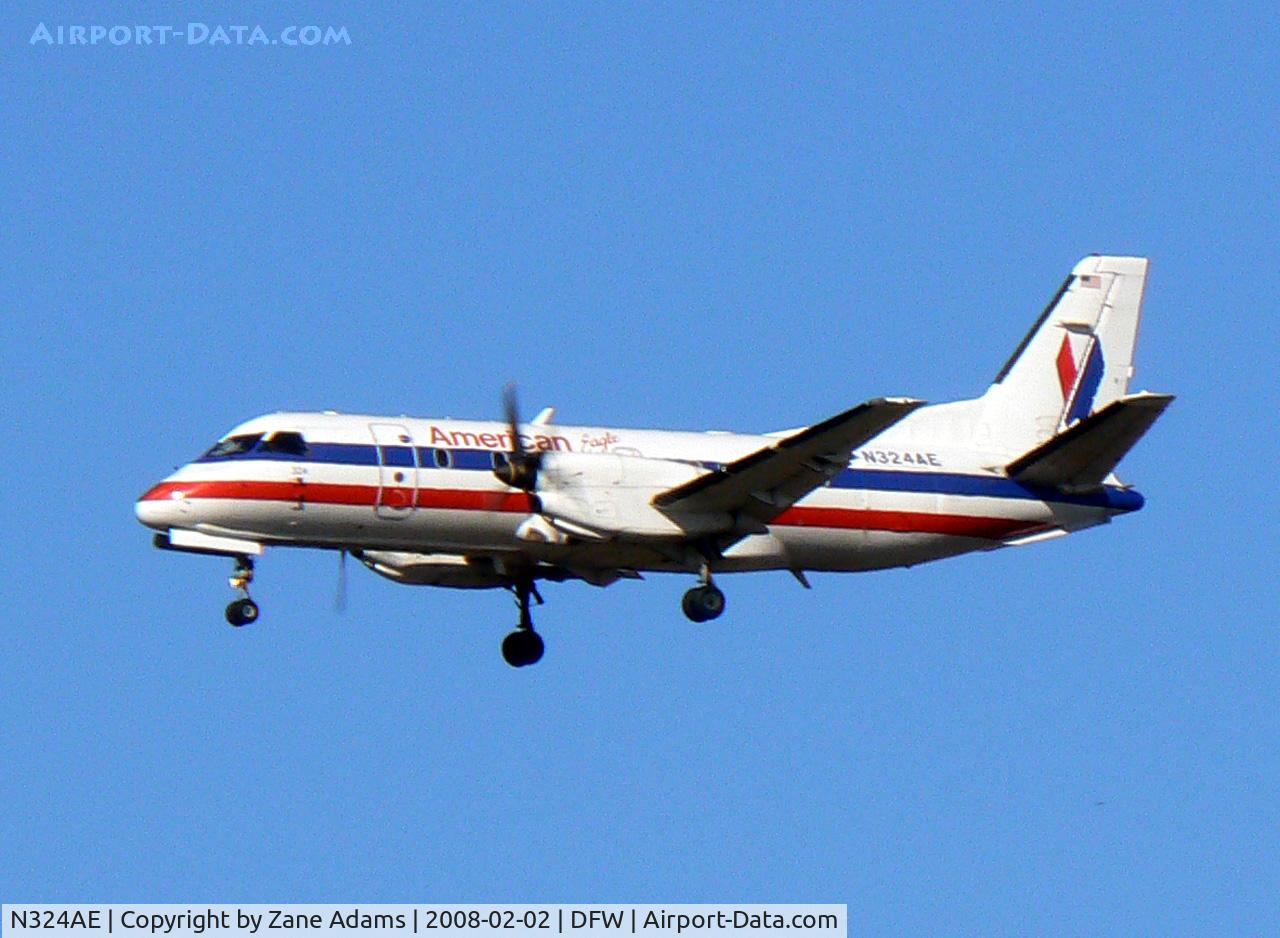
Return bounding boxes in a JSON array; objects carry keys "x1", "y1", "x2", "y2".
[{"x1": 1056, "y1": 333, "x2": 1104, "y2": 425}]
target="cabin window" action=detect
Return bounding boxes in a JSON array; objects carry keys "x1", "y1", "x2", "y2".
[
  {"x1": 433, "y1": 448, "x2": 452, "y2": 469},
  {"x1": 258, "y1": 431, "x2": 309, "y2": 456},
  {"x1": 202, "y1": 434, "x2": 262, "y2": 458}
]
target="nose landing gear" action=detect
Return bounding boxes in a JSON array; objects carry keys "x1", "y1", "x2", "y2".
[
  {"x1": 501, "y1": 576, "x2": 545, "y2": 667},
  {"x1": 225, "y1": 597, "x2": 259, "y2": 627},
  {"x1": 224, "y1": 556, "x2": 259, "y2": 627}
]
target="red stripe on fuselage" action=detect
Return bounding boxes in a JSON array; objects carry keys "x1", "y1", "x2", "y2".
[
  {"x1": 140, "y1": 480, "x2": 535, "y2": 513},
  {"x1": 139, "y1": 480, "x2": 1044, "y2": 539}
]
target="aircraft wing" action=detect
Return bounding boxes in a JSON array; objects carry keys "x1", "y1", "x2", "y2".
[{"x1": 652, "y1": 397, "x2": 924, "y2": 523}]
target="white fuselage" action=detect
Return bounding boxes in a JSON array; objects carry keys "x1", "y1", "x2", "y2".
[{"x1": 135, "y1": 409, "x2": 1143, "y2": 579}]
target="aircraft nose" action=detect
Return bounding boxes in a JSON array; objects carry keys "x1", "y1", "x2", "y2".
[{"x1": 135, "y1": 482, "x2": 182, "y2": 530}]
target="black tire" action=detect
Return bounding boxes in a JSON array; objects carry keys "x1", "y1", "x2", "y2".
[
  {"x1": 698, "y1": 585, "x2": 726, "y2": 620},
  {"x1": 501, "y1": 631, "x2": 522, "y2": 665},
  {"x1": 225, "y1": 598, "x2": 259, "y2": 627},
  {"x1": 502, "y1": 629, "x2": 545, "y2": 667},
  {"x1": 682, "y1": 586, "x2": 725, "y2": 622},
  {"x1": 681, "y1": 589, "x2": 708, "y2": 623},
  {"x1": 522, "y1": 630, "x2": 545, "y2": 665}
]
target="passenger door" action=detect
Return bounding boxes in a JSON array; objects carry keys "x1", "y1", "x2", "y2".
[{"x1": 369, "y1": 423, "x2": 418, "y2": 519}]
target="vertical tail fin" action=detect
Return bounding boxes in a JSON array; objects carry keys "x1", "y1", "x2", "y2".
[{"x1": 980, "y1": 255, "x2": 1150, "y2": 454}]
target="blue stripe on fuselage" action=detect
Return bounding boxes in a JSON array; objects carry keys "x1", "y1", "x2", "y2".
[
  {"x1": 831, "y1": 467, "x2": 1142, "y2": 511},
  {"x1": 196, "y1": 442, "x2": 1143, "y2": 512}
]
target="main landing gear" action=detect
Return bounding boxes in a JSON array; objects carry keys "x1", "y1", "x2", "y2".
[
  {"x1": 224, "y1": 556, "x2": 259, "y2": 627},
  {"x1": 681, "y1": 564, "x2": 726, "y2": 623},
  {"x1": 501, "y1": 576, "x2": 545, "y2": 668}
]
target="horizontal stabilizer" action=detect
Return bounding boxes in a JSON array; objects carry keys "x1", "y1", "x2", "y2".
[{"x1": 1006, "y1": 392, "x2": 1174, "y2": 489}]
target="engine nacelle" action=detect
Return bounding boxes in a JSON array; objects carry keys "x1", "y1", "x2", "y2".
[
  {"x1": 535, "y1": 451, "x2": 730, "y2": 539},
  {"x1": 356, "y1": 551, "x2": 507, "y2": 589}
]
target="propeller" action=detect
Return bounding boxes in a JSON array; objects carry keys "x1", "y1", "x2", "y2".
[
  {"x1": 334, "y1": 548, "x2": 348, "y2": 614},
  {"x1": 494, "y1": 382, "x2": 544, "y2": 491}
]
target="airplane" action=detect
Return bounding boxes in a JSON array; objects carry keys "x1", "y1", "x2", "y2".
[{"x1": 136, "y1": 254, "x2": 1173, "y2": 667}]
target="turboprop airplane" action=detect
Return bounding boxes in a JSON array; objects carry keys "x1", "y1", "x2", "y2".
[{"x1": 136, "y1": 255, "x2": 1172, "y2": 667}]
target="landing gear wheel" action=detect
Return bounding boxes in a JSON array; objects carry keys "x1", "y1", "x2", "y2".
[
  {"x1": 681, "y1": 589, "x2": 704, "y2": 622},
  {"x1": 501, "y1": 573, "x2": 545, "y2": 667},
  {"x1": 682, "y1": 585, "x2": 726, "y2": 622},
  {"x1": 225, "y1": 597, "x2": 259, "y2": 627},
  {"x1": 502, "y1": 629, "x2": 545, "y2": 668}
]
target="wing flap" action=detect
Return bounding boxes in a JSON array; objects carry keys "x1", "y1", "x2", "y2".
[
  {"x1": 1006, "y1": 391, "x2": 1174, "y2": 489},
  {"x1": 653, "y1": 397, "x2": 924, "y2": 520}
]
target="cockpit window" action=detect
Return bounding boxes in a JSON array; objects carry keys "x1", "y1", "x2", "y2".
[
  {"x1": 258, "y1": 431, "x2": 309, "y2": 456},
  {"x1": 203, "y1": 433, "x2": 263, "y2": 458}
]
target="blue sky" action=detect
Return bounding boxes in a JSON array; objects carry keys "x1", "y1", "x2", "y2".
[{"x1": 1, "y1": 3, "x2": 1276, "y2": 932}]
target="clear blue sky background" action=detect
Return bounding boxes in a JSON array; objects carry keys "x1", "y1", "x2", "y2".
[{"x1": 2, "y1": 3, "x2": 1276, "y2": 932}]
